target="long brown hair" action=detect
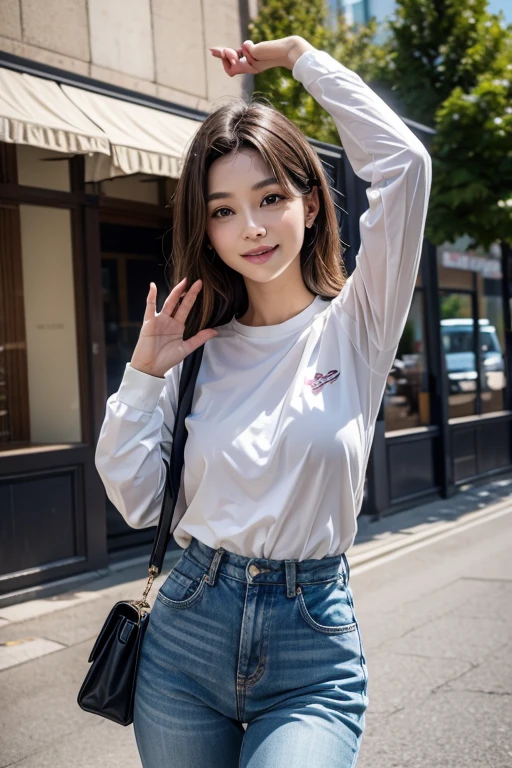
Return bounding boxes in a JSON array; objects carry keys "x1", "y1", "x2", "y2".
[{"x1": 168, "y1": 96, "x2": 348, "y2": 339}]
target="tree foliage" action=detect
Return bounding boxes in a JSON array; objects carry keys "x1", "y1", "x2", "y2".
[
  {"x1": 368, "y1": 0, "x2": 512, "y2": 249},
  {"x1": 429, "y1": 55, "x2": 512, "y2": 248},
  {"x1": 371, "y1": 0, "x2": 510, "y2": 126}
]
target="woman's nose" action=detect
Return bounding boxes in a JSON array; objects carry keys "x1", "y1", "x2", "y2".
[{"x1": 242, "y1": 216, "x2": 266, "y2": 238}]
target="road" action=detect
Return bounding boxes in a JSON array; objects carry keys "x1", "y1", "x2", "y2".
[{"x1": 355, "y1": 505, "x2": 512, "y2": 768}]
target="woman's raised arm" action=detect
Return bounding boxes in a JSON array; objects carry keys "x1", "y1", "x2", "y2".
[{"x1": 291, "y1": 47, "x2": 432, "y2": 375}]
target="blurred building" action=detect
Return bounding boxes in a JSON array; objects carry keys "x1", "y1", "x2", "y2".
[
  {"x1": 0, "y1": 1, "x2": 511, "y2": 606},
  {"x1": 332, "y1": 0, "x2": 396, "y2": 42}
]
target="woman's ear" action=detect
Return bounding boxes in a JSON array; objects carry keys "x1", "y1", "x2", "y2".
[{"x1": 304, "y1": 185, "x2": 320, "y2": 228}]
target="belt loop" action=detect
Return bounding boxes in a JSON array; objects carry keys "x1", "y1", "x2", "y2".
[
  {"x1": 285, "y1": 560, "x2": 298, "y2": 598},
  {"x1": 206, "y1": 547, "x2": 225, "y2": 586},
  {"x1": 342, "y1": 553, "x2": 350, "y2": 586}
]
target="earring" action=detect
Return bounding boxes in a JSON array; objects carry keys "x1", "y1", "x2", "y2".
[{"x1": 303, "y1": 219, "x2": 318, "y2": 265}]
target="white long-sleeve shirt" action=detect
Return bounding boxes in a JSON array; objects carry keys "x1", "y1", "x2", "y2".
[{"x1": 95, "y1": 49, "x2": 432, "y2": 561}]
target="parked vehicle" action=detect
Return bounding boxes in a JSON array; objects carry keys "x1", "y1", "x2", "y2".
[{"x1": 441, "y1": 318, "x2": 504, "y2": 394}]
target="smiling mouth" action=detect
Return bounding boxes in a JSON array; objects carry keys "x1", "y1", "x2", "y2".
[{"x1": 242, "y1": 245, "x2": 278, "y2": 258}]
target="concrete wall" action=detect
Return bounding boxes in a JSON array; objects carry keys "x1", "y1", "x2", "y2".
[{"x1": 0, "y1": 0, "x2": 251, "y2": 111}]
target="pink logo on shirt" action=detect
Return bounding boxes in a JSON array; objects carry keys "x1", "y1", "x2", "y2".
[{"x1": 304, "y1": 370, "x2": 340, "y2": 394}]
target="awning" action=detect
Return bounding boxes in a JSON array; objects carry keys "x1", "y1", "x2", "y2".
[
  {"x1": 0, "y1": 67, "x2": 110, "y2": 157},
  {"x1": 61, "y1": 84, "x2": 202, "y2": 181}
]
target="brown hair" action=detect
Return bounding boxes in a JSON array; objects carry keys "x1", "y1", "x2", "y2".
[{"x1": 167, "y1": 97, "x2": 348, "y2": 339}]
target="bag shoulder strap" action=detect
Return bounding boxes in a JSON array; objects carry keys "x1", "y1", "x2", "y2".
[{"x1": 149, "y1": 345, "x2": 204, "y2": 573}]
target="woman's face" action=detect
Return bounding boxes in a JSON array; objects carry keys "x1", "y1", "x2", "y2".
[{"x1": 205, "y1": 148, "x2": 319, "y2": 283}]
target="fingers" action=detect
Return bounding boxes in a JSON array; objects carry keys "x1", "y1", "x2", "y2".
[
  {"x1": 210, "y1": 41, "x2": 254, "y2": 63},
  {"x1": 223, "y1": 46, "x2": 240, "y2": 66},
  {"x1": 209, "y1": 46, "x2": 238, "y2": 66},
  {"x1": 220, "y1": 47, "x2": 240, "y2": 77},
  {"x1": 143, "y1": 281, "x2": 158, "y2": 323},
  {"x1": 209, "y1": 45, "x2": 254, "y2": 76},
  {"x1": 158, "y1": 276, "x2": 189, "y2": 319},
  {"x1": 183, "y1": 328, "x2": 219, "y2": 356},
  {"x1": 164, "y1": 278, "x2": 203, "y2": 324},
  {"x1": 145, "y1": 278, "x2": 218, "y2": 351},
  {"x1": 242, "y1": 40, "x2": 257, "y2": 66}
]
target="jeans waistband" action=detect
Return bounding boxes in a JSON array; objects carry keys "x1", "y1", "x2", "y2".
[{"x1": 182, "y1": 537, "x2": 350, "y2": 599}]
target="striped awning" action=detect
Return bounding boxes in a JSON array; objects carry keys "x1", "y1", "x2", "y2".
[
  {"x1": 0, "y1": 67, "x2": 110, "y2": 158},
  {"x1": 0, "y1": 66, "x2": 202, "y2": 182},
  {"x1": 62, "y1": 84, "x2": 201, "y2": 181}
]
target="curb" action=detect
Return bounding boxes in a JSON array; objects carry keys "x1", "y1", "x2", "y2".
[{"x1": 349, "y1": 496, "x2": 512, "y2": 569}]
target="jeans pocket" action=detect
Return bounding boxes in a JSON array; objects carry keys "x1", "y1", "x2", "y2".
[
  {"x1": 296, "y1": 577, "x2": 358, "y2": 635},
  {"x1": 157, "y1": 555, "x2": 207, "y2": 610}
]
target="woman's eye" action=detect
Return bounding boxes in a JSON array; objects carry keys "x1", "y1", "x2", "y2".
[
  {"x1": 212, "y1": 207, "x2": 232, "y2": 218},
  {"x1": 262, "y1": 193, "x2": 286, "y2": 206},
  {"x1": 212, "y1": 194, "x2": 285, "y2": 218}
]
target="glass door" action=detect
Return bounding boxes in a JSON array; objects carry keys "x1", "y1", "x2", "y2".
[
  {"x1": 101, "y1": 221, "x2": 170, "y2": 550},
  {"x1": 440, "y1": 291, "x2": 478, "y2": 418}
]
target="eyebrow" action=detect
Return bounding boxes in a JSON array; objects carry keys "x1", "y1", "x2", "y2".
[{"x1": 206, "y1": 176, "x2": 279, "y2": 203}]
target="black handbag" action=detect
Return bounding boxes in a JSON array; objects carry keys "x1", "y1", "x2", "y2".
[{"x1": 77, "y1": 345, "x2": 204, "y2": 726}]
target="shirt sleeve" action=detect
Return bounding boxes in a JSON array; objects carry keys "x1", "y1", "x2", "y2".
[
  {"x1": 94, "y1": 361, "x2": 182, "y2": 529},
  {"x1": 292, "y1": 49, "x2": 432, "y2": 375}
]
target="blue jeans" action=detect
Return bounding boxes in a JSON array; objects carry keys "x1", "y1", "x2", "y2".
[{"x1": 133, "y1": 537, "x2": 369, "y2": 767}]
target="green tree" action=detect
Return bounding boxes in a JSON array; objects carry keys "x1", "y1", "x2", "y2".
[
  {"x1": 440, "y1": 293, "x2": 464, "y2": 320},
  {"x1": 427, "y1": 50, "x2": 512, "y2": 249},
  {"x1": 397, "y1": 320, "x2": 415, "y2": 355},
  {"x1": 371, "y1": 0, "x2": 509, "y2": 127},
  {"x1": 367, "y1": 0, "x2": 512, "y2": 253},
  {"x1": 248, "y1": 0, "x2": 385, "y2": 145}
]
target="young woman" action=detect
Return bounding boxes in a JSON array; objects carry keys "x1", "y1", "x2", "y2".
[{"x1": 95, "y1": 36, "x2": 431, "y2": 768}]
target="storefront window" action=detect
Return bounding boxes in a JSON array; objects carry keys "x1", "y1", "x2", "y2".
[
  {"x1": 384, "y1": 281, "x2": 429, "y2": 432},
  {"x1": 440, "y1": 292, "x2": 477, "y2": 418},
  {"x1": 101, "y1": 221, "x2": 170, "y2": 545},
  {"x1": 18, "y1": 204, "x2": 82, "y2": 443},
  {"x1": 479, "y1": 283, "x2": 506, "y2": 414},
  {"x1": 101, "y1": 222, "x2": 169, "y2": 397},
  {"x1": 438, "y1": 240, "x2": 506, "y2": 418},
  {"x1": 16, "y1": 146, "x2": 71, "y2": 192}
]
